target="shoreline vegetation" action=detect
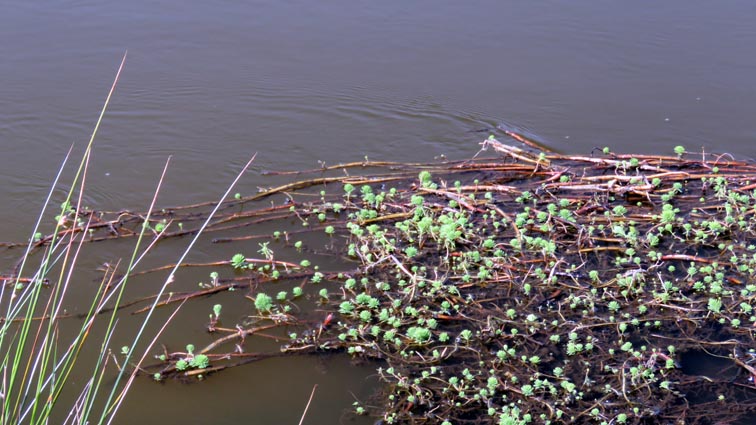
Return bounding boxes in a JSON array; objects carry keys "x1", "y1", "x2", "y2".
[
  {"x1": 0, "y1": 57, "x2": 258, "y2": 425},
  {"x1": 6, "y1": 131, "x2": 756, "y2": 423}
]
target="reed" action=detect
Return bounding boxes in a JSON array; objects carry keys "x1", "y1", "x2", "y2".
[
  {"x1": 0, "y1": 53, "x2": 129, "y2": 425},
  {"x1": 0, "y1": 54, "x2": 256, "y2": 425}
]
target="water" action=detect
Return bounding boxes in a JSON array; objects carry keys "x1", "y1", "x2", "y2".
[{"x1": 2, "y1": 1, "x2": 756, "y2": 423}]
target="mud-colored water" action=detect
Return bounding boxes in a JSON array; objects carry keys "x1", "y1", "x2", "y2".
[{"x1": 2, "y1": 1, "x2": 756, "y2": 423}]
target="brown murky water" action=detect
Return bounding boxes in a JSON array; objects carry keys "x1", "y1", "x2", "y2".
[{"x1": 2, "y1": 1, "x2": 756, "y2": 423}]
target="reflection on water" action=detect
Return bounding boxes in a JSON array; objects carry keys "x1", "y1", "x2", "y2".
[{"x1": 2, "y1": 1, "x2": 756, "y2": 423}]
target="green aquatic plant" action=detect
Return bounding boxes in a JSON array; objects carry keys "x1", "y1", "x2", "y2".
[
  {"x1": 231, "y1": 253, "x2": 247, "y2": 269},
  {"x1": 154, "y1": 219, "x2": 167, "y2": 233},
  {"x1": 258, "y1": 242, "x2": 274, "y2": 261},
  {"x1": 189, "y1": 354, "x2": 210, "y2": 369},
  {"x1": 254, "y1": 292, "x2": 273, "y2": 313}
]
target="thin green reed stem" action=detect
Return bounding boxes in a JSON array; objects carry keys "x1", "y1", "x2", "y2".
[
  {"x1": 32, "y1": 125, "x2": 99, "y2": 423},
  {"x1": 1, "y1": 52, "x2": 126, "y2": 425},
  {"x1": 82, "y1": 218, "x2": 174, "y2": 422},
  {"x1": 0, "y1": 150, "x2": 70, "y2": 424},
  {"x1": 83, "y1": 155, "x2": 170, "y2": 425},
  {"x1": 102, "y1": 154, "x2": 257, "y2": 424},
  {"x1": 33, "y1": 53, "x2": 126, "y2": 424},
  {"x1": 4, "y1": 235, "x2": 68, "y2": 423},
  {"x1": 29, "y1": 203, "x2": 91, "y2": 423},
  {"x1": 79, "y1": 216, "x2": 169, "y2": 422},
  {"x1": 29, "y1": 222, "x2": 101, "y2": 424}
]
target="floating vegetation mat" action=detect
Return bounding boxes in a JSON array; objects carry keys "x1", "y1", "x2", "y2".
[{"x1": 7, "y1": 140, "x2": 756, "y2": 424}]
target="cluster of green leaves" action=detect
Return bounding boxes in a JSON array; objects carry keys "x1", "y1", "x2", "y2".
[{"x1": 282, "y1": 161, "x2": 756, "y2": 424}]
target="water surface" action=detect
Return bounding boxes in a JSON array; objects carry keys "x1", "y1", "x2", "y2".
[{"x1": 2, "y1": 1, "x2": 756, "y2": 423}]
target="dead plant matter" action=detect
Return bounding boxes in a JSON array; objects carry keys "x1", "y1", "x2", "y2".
[{"x1": 8, "y1": 140, "x2": 756, "y2": 424}]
